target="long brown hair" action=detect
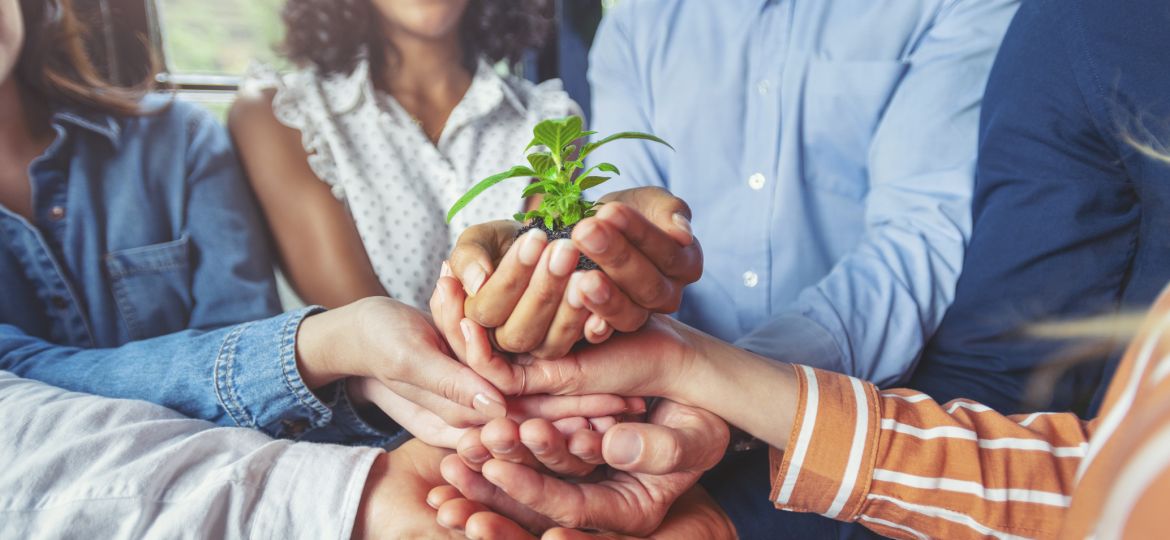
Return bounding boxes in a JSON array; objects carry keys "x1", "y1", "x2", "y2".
[{"x1": 15, "y1": 0, "x2": 152, "y2": 116}]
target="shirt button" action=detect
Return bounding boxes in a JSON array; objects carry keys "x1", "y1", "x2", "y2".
[
  {"x1": 756, "y1": 79, "x2": 771, "y2": 95},
  {"x1": 49, "y1": 206, "x2": 66, "y2": 220},
  {"x1": 49, "y1": 295, "x2": 69, "y2": 309},
  {"x1": 742, "y1": 270, "x2": 759, "y2": 288},
  {"x1": 748, "y1": 173, "x2": 766, "y2": 190}
]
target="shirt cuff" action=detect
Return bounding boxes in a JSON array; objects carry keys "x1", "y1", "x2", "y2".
[
  {"x1": 305, "y1": 381, "x2": 411, "y2": 448},
  {"x1": 213, "y1": 306, "x2": 341, "y2": 439},
  {"x1": 248, "y1": 442, "x2": 383, "y2": 539},
  {"x1": 769, "y1": 365, "x2": 881, "y2": 521},
  {"x1": 736, "y1": 313, "x2": 846, "y2": 373}
]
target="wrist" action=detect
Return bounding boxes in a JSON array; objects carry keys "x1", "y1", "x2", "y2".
[
  {"x1": 352, "y1": 452, "x2": 393, "y2": 540},
  {"x1": 295, "y1": 306, "x2": 354, "y2": 389}
]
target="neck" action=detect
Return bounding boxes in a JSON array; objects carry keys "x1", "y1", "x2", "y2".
[
  {"x1": 378, "y1": 25, "x2": 470, "y2": 98},
  {"x1": 0, "y1": 77, "x2": 51, "y2": 162}
]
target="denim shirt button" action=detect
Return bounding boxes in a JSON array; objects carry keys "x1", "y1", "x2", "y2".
[
  {"x1": 49, "y1": 295, "x2": 69, "y2": 310},
  {"x1": 49, "y1": 206, "x2": 66, "y2": 221},
  {"x1": 282, "y1": 419, "x2": 309, "y2": 437}
]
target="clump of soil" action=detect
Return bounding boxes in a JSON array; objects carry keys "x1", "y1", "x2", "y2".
[{"x1": 518, "y1": 220, "x2": 599, "y2": 271}]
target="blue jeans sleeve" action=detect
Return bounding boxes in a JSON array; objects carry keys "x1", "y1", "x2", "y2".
[{"x1": 0, "y1": 307, "x2": 396, "y2": 445}]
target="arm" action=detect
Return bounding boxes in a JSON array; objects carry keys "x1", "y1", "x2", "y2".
[
  {"x1": 767, "y1": 366, "x2": 1086, "y2": 539},
  {"x1": 737, "y1": 0, "x2": 1020, "y2": 386},
  {"x1": 0, "y1": 370, "x2": 380, "y2": 539},
  {"x1": 477, "y1": 317, "x2": 1092, "y2": 539},
  {"x1": 229, "y1": 88, "x2": 385, "y2": 309},
  {"x1": 182, "y1": 101, "x2": 283, "y2": 328}
]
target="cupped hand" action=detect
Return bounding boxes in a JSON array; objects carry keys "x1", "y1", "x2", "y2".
[
  {"x1": 434, "y1": 400, "x2": 730, "y2": 537},
  {"x1": 429, "y1": 485, "x2": 737, "y2": 540},
  {"x1": 446, "y1": 187, "x2": 702, "y2": 359},
  {"x1": 353, "y1": 439, "x2": 465, "y2": 540}
]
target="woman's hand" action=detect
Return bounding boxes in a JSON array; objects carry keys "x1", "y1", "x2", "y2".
[
  {"x1": 295, "y1": 296, "x2": 510, "y2": 427},
  {"x1": 447, "y1": 187, "x2": 702, "y2": 359},
  {"x1": 349, "y1": 376, "x2": 638, "y2": 450}
]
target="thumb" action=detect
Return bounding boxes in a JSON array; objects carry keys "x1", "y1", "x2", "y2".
[{"x1": 601, "y1": 406, "x2": 727, "y2": 475}]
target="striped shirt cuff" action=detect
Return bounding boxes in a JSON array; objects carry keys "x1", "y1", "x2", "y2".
[{"x1": 769, "y1": 365, "x2": 881, "y2": 521}]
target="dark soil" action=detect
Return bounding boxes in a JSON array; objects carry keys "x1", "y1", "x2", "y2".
[{"x1": 518, "y1": 220, "x2": 599, "y2": 271}]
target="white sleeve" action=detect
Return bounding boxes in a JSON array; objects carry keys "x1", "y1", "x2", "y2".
[{"x1": 0, "y1": 371, "x2": 382, "y2": 539}]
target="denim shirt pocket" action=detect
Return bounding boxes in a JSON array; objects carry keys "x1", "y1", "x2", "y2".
[
  {"x1": 800, "y1": 60, "x2": 910, "y2": 201},
  {"x1": 104, "y1": 235, "x2": 193, "y2": 340}
]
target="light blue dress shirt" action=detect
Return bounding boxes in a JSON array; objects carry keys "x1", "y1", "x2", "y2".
[{"x1": 588, "y1": 0, "x2": 1018, "y2": 386}]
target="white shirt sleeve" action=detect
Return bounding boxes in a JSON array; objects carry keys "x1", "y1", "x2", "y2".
[{"x1": 0, "y1": 370, "x2": 381, "y2": 539}]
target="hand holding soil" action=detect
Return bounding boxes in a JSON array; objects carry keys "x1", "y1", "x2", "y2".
[{"x1": 447, "y1": 186, "x2": 702, "y2": 359}]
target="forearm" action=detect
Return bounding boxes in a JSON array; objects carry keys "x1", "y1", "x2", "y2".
[
  {"x1": 0, "y1": 371, "x2": 380, "y2": 539},
  {"x1": 0, "y1": 309, "x2": 384, "y2": 442},
  {"x1": 682, "y1": 331, "x2": 801, "y2": 451}
]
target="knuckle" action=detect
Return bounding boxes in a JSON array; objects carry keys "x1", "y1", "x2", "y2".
[
  {"x1": 495, "y1": 328, "x2": 539, "y2": 353},
  {"x1": 635, "y1": 279, "x2": 674, "y2": 309},
  {"x1": 467, "y1": 300, "x2": 507, "y2": 328}
]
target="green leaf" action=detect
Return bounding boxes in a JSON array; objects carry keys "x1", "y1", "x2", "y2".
[
  {"x1": 447, "y1": 165, "x2": 536, "y2": 223},
  {"x1": 526, "y1": 152, "x2": 557, "y2": 176},
  {"x1": 578, "y1": 162, "x2": 620, "y2": 181},
  {"x1": 577, "y1": 176, "x2": 611, "y2": 190},
  {"x1": 513, "y1": 210, "x2": 542, "y2": 223},
  {"x1": 527, "y1": 116, "x2": 589, "y2": 154},
  {"x1": 580, "y1": 131, "x2": 674, "y2": 160},
  {"x1": 522, "y1": 182, "x2": 547, "y2": 198}
]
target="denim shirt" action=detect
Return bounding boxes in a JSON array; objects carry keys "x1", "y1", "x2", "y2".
[{"x1": 0, "y1": 97, "x2": 398, "y2": 445}]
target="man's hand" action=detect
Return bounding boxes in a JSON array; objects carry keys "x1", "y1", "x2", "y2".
[
  {"x1": 447, "y1": 187, "x2": 702, "y2": 359},
  {"x1": 433, "y1": 400, "x2": 730, "y2": 537},
  {"x1": 352, "y1": 440, "x2": 465, "y2": 539}
]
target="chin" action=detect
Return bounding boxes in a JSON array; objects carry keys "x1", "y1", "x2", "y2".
[{"x1": 375, "y1": 0, "x2": 470, "y2": 41}]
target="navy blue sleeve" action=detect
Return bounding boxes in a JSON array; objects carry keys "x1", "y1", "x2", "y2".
[{"x1": 910, "y1": 0, "x2": 1136, "y2": 413}]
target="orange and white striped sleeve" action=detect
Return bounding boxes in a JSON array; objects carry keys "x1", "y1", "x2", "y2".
[{"x1": 769, "y1": 365, "x2": 1093, "y2": 540}]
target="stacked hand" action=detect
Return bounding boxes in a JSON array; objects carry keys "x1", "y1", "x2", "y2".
[{"x1": 426, "y1": 266, "x2": 734, "y2": 539}]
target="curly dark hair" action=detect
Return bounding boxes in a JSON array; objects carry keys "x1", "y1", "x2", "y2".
[{"x1": 280, "y1": 0, "x2": 553, "y2": 77}]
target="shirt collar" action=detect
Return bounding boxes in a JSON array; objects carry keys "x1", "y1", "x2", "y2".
[{"x1": 51, "y1": 107, "x2": 121, "y2": 146}]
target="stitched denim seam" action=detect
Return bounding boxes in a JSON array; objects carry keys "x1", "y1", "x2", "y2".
[
  {"x1": 105, "y1": 260, "x2": 189, "y2": 279},
  {"x1": 334, "y1": 385, "x2": 397, "y2": 439},
  {"x1": 107, "y1": 273, "x2": 144, "y2": 340},
  {"x1": 278, "y1": 309, "x2": 331, "y2": 430},
  {"x1": 214, "y1": 323, "x2": 257, "y2": 428}
]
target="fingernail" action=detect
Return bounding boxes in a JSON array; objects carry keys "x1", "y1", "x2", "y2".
[
  {"x1": 599, "y1": 204, "x2": 629, "y2": 229},
  {"x1": 522, "y1": 438, "x2": 549, "y2": 455},
  {"x1": 576, "y1": 222, "x2": 609, "y2": 254},
  {"x1": 473, "y1": 393, "x2": 507, "y2": 418},
  {"x1": 549, "y1": 239, "x2": 577, "y2": 277},
  {"x1": 465, "y1": 447, "x2": 490, "y2": 464},
  {"x1": 588, "y1": 317, "x2": 608, "y2": 337},
  {"x1": 672, "y1": 213, "x2": 693, "y2": 242},
  {"x1": 607, "y1": 430, "x2": 642, "y2": 466},
  {"x1": 517, "y1": 229, "x2": 546, "y2": 266},
  {"x1": 440, "y1": 260, "x2": 453, "y2": 278},
  {"x1": 565, "y1": 272, "x2": 584, "y2": 309},
  {"x1": 460, "y1": 319, "x2": 473, "y2": 344},
  {"x1": 582, "y1": 276, "x2": 610, "y2": 305},
  {"x1": 486, "y1": 440, "x2": 516, "y2": 455},
  {"x1": 462, "y1": 265, "x2": 486, "y2": 296}
]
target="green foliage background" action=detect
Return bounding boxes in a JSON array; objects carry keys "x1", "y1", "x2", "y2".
[{"x1": 157, "y1": 0, "x2": 287, "y2": 75}]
